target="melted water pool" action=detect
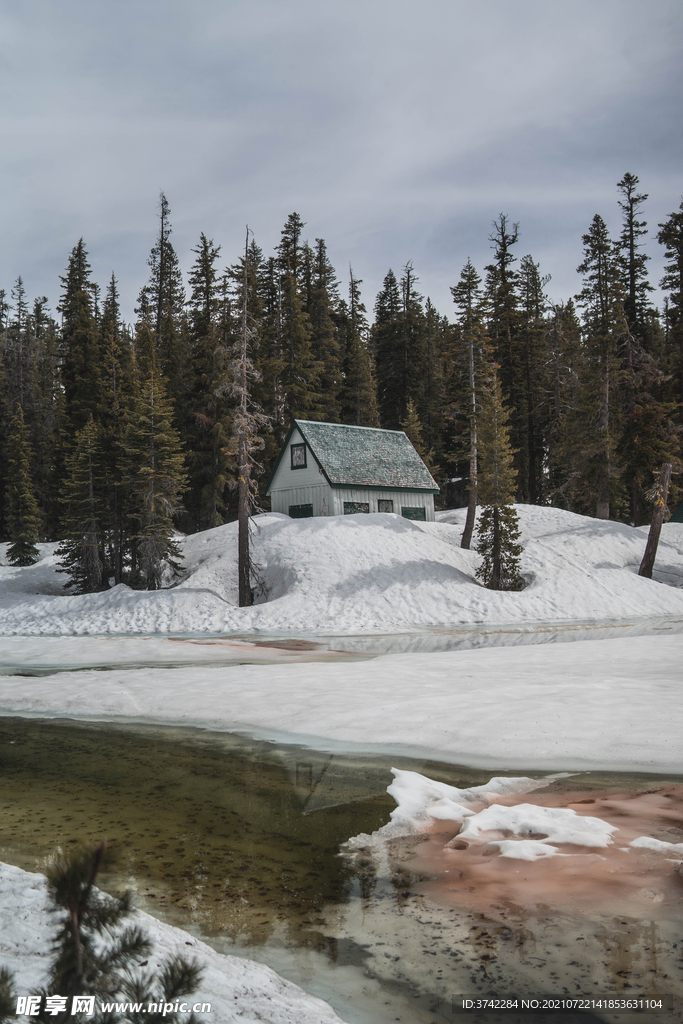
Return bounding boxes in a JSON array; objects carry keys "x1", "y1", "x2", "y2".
[{"x1": 0, "y1": 718, "x2": 680, "y2": 1024}]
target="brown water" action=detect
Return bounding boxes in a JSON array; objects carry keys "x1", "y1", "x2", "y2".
[{"x1": 0, "y1": 717, "x2": 680, "y2": 1023}]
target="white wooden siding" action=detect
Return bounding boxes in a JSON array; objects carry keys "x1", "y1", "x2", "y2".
[
  {"x1": 269, "y1": 428, "x2": 328, "y2": 491},
  {"x1": 270, "y1": 482, "x2": 434, "y2": 521},
  {"x1": 270, "y1": 484, "x2": 334, "y2": 517},
  {"x1": 329, "y1": 488, "x2": 435, "y2": 520}
]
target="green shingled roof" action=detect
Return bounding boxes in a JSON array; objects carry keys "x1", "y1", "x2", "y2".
[{"x1": 293, "y1": 420, "x2": 439, "y2": 492}]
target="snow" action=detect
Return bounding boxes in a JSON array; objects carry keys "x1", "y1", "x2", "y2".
[
  {"x1": 347, "y1": 770, "x2": 619, "y2": 861},
  {"x1": 458, "y1": 802, "x2": 618, "y2": 851},
  {"x1": 1, "y1": 632, "x2": 681, "y2": 772},
  {"x1": 347, "y1": 769, "x2": 549, "y2": 841},
  {"x1": 2, "y1": 506, "x2": 683, "y2": 1018},
  {"x1": 1, "y1": 506, "x2": 683, "y2": 635},
  {"x1": 0, "y1": 862, "x2": 344, "y2": 1024},
  {"x1": 629, "y1": 836, "x2": 683, "y2": 854}
]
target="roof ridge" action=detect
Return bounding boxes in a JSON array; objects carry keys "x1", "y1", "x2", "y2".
[{"x1": 295, "y1": 419, "x2": 404, "y2": 435}]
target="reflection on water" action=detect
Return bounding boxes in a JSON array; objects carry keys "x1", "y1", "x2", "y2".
[{"x1": 0, "y1": 718, "x2": 680, "y2": 1023}]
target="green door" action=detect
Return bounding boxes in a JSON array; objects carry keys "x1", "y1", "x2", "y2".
[{"x1": 401, "y1": 506, "x2": 426, "y2": 521}]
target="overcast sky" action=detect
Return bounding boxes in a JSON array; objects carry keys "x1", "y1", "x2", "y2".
[{"x1": 1, "y1": 0, "x2": 681, "y2": 322}]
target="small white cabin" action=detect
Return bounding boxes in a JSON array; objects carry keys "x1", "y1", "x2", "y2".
[{"x1": 266, "y1": 420, "x2": 439, "y2": 521}]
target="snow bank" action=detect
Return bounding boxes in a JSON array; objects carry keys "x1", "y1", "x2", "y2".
[
  {"x1": 1, "y1": 633, "x2": 681, "y2": 772},
  {"x1": 0, "y1": 862, "x2": 344, "y2": 1024},
  {"x1": 348, "y1": 770, "x2": 618, "y2": 861},
  {"x1": 459, "y1": 802, "x2": 618, "y2": 852},
  {"x1": 629, "y1": 836, "x2": 683, "y2": 854},
  {"x1": 1, "y1": 506, "x2": 683, "y2": 635}
]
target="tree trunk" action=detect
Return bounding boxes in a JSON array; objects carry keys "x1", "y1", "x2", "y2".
[
  {"x1": 461, "y1": 330, "x2": 477, "y2": 550},
  {"x1": 492, "y1": 506, "x2": 501, "y2": 589},
  {"x1": 238, "y1": 437, "x2": 252, "y2": 606},
  {"x1": 638, "y1": 463, "x2": 672, "y2": 579},
  {"x1": 238, "y1": 228, "x2": 254, "y2": 608},
  {"x1": 461, "y1": 477, "x2": 477, "y2": 550}
]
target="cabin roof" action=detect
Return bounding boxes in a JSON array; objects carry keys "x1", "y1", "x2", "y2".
[{"x1": 266, "y1": 420, "x2": 439, "y2": 493}]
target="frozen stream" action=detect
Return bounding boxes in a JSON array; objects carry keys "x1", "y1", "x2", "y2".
[
  {"x1": 0, "y1": 718, "x2": 680, "y2": 1024},
  {"x1": 1, "y1": 617, "x2": 682, "y2": 1022},
  {"x1": 2, "y1": 613, "x2": 683, "y2": 674}
]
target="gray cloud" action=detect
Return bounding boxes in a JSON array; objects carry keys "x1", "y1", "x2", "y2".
[{"x1": 1, "y1": 0, "x2": 681, "y2": 319}]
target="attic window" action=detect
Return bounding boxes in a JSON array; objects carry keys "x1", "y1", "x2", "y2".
[{"x1": 291, "y1": 443, "x2": 307, "y2": 469}]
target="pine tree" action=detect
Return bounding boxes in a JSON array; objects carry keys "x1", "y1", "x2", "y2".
[
  {"x1": 308, "y1": 239, "x2": 342, "y2": 421},
  {"x1": 57, "y1": 416, "x2": 107, "y2": 593},
  {"x1": 59, "y1": 240, "x2": 101, "y2": 436},
  {"x1": 573, "y1": 214, "x2": 623, "y2": 518},
  {"x1": 277, "y1": 213, "x2": 322, "y2": 421},
  {"x1": 4, "y1": 405, "x2": 41, "y2": 565},
  {"x1": 30, "y1": 298, "x2": 65, "y2": 538},
  {"x1": 139, "y1": 193, "x2": 187, "y2": 404},
  {"x1": 124, "y1": 346, "x2": 187, "y2": 591},
  {"x1": 450, "y1": 259, "x2": 495, "y2": 548},
  {"x1": 226, "y1": 229, "x2": 270, "y2": 606},
  {"x1": 616, "y1": 172, "x2": 653, "y2": 342},
  {"x1": 252, "y1": 253, "x2": 287, "y2": 492},
  {"x1": 475, "y1": 375, "x2": 524, "y2": 591},
  {"x1": 658, "y1": 199, "x2": 683, "y2": 408},
  {"x1": 421, "y1": 298, "x2": 446, "y2": 460},
  {"x1": 545, "y1": 300, "x2": 584, "y2": 506},
  {"x1": 400, "y1": 398, "x2": 437, "y2": 473},
  {"x1": 338, "y1": 268, "x2": 379, "y2": 426},
  {"x1": 9, "y1": 840, "x2": 203, "y2": 1023},
  {"x1": 3, "y1": 276, "x2": 33, "y2": 415},
  {"x1": 517, "y1": 255, "x2": 551, "y2": 503},
  {"x1": 372, "y1": 269, "x2": 404, "y2": 428},
  {"x1": 185, "y1": 233, "x2": 232, "y2": 531},
  {"x1": 485, "y1": 215, "x2": 526, "y2": 497}
]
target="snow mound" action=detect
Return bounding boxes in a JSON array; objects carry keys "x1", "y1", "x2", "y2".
[
  {"x1": 630, "y1": 836, "x2": 683, "y2": 854},
  {"x1": 457, "y1": 802, "x2": 618, "y2": 852},
  {"x1": 1, "y1": 506, "x2": 683, "y2": 634},
  {"x1": 347, "y1": 769, "x2": 619, "y2": 862},
  {"x1": 345, "y1": 769, "x2": 549, "y2": 847}
]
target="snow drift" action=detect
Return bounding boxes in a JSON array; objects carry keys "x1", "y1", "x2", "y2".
[{"x1": 1, "y1": 506, "x2": 683, "y2": 636}]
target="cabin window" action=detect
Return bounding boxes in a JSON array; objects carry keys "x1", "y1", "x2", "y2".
[
  {"x1": 401, "y1": 506, "x2": 426, "y2": 521},
  {"x1": 378, "y1": 499, "x2": 393, "y2": 513},
  {"x1": 290, "y1": 443, "x2": 307, "y2": 469},
  {"x1": 289, "y1": 503, "x2": 313, "y2": 518},
  {"x1": 343, "y1": 501, "x2": 369, "y2": 514}
]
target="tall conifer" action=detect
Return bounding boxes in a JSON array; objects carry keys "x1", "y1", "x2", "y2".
[
  {"x1": 574, "y1": 214, "x2": 623, "y2": 518},
  {"x1": 450, "y1": 259, "x2": 495, "y2": 547},
  {"x1": 338, "y1": 269, "x2": 379, "y2": 426},
  {"x1": 185, "y1": 233, "x2": 232, "y2": 531},
  {"x1": 139, "y1": 193, "x2": 187, "y2": 405},
  {"x1": 475, "y1": 376, "x2": 524, "y2": 591},
  {"x1": 57, "y1": 415, "x2": 107, "y2": 593},
  {"x1": 59, "y1": 240, "x2": 101, "y2": 436},
  {"x1": 5, "y1": 405, "x2": 41, "y2": 565}
]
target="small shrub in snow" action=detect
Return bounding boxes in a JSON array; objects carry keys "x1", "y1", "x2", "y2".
[{"x1": 0, "y1": 842, "x2": 203, "y2": 1024}]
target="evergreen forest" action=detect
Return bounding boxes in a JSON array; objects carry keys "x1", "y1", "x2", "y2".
[{"x1": 1, "y1": 175, "x2": 682, "y2": 592}]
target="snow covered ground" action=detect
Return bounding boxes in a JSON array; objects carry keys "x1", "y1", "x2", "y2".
[
  {"x1": 1, "y1": 506, "x2": 682, "y2": 635},
  {"x1": 0, "y1": 862, "x2": 343, "y2": 1024},
  {"x1": 1, "y1": 633, "x2": 681, "y2": 772},
  {"x1": 2, "y1": 507, "x2": 683, "y2": 1021},
  {"x1": 0, "y1": 506, "x2": 682, "y2": 772}
]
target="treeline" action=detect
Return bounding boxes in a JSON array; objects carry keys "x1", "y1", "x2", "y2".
[{"x1": 1, "y1": 175, "x2": 682, "y2": 590}]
